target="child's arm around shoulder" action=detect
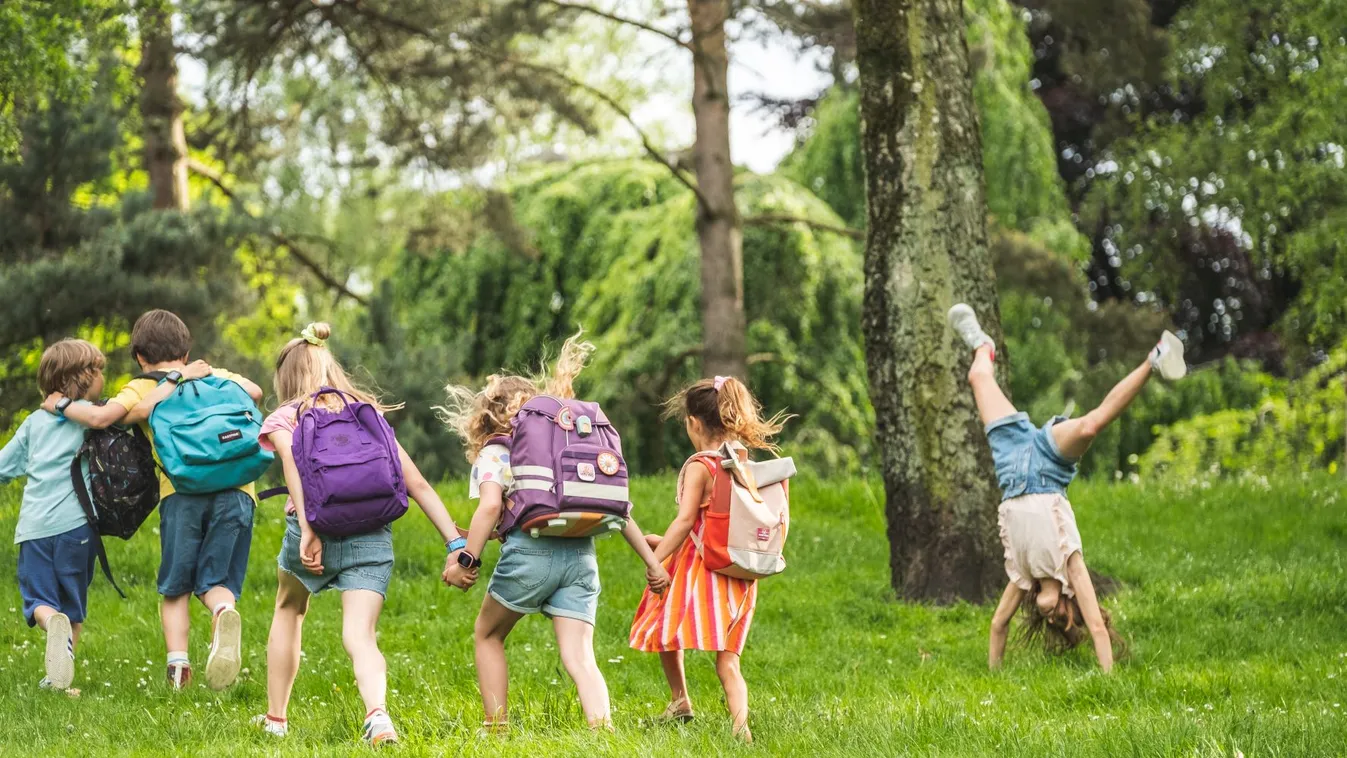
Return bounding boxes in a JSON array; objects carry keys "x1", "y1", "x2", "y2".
[{"x1": 214, "y1": 368, "x2": 264, "y2": 404}]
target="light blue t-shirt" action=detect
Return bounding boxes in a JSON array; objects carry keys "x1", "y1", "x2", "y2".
[{"x1": 0, "y1": 404, "x2": 92, "y2": 544}]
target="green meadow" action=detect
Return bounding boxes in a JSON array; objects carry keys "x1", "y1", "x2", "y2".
[{"x1": 0, "y1": 475, "x2": 1343, "y2": 756}]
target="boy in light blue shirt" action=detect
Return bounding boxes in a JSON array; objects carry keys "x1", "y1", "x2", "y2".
[{"x1": 0, "y1": 339, "x2": 180, "y2": 691}]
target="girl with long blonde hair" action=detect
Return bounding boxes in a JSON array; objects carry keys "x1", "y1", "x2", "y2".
[{"x1": 254, "y1": 323, "x2": 474, "y2": 746}]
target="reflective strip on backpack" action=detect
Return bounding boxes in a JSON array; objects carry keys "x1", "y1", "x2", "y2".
[
  {"x1": 514, "y1": 480, "x2": 554, "y2": 492},
  {"x1": 512, "y1": 465, "x2": 555, "y2": 479},
  {"x1": 562, "y1": 482, "x2": 629, "y2": 502}
]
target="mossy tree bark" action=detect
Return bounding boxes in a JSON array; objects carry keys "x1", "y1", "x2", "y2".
[
  {"x1": 854, "y1": 0, "x2": 1006, "y2": 601},
  {"x1": 138, "y1": 0, "x2": 189, "y2": 211},
  {"x1": 688, "y1": 0, "x2": 746, "y2": 380}
]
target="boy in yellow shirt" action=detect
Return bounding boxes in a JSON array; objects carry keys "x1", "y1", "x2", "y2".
[{"x1": 46, "y1": 310, "x2": 265, "y2": 691}]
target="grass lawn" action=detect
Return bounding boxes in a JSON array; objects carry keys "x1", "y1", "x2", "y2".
[{"x1": 0, "y1": 474, "x2": 1344, "y2": 756}]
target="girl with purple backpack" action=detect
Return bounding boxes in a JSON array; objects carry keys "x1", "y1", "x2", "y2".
[
  {"x1": 253, "y1": 323, "x2": 476, "y2": 745},
  {"x1": 440, "y1": 333, "x2": 670, "y2": 735}
]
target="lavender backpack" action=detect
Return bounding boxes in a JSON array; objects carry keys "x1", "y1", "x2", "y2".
[
  {"x1": 260, "y1": 388, "x2": 408, "y2": 536},
  {"x1": 493, "y1": 395, "x2": 631, "y2": 538}
]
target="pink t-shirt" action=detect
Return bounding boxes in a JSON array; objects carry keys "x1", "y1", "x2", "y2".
[{"x1": 260, "y1": 404, "x2": 300, "y2": 515}]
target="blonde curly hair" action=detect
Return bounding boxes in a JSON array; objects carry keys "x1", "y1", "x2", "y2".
[{"x1": 438, "y1": 331, "x2": 594, "y2": 462}]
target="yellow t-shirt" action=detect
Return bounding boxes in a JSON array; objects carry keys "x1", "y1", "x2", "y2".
[{"x1": 109, "y1": 369, "x2": 258, "y2": 501}]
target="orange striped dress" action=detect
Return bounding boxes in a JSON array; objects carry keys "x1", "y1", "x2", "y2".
[{"x1": 629, "y1": 457, "x2": 758, "y2": 655}]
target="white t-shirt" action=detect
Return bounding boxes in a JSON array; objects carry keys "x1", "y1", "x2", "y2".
[{"x1": 469, "y1": 443, "x2": 516, "y2": 499}]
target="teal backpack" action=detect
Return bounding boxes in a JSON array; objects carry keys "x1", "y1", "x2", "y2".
[{"x1": 148, "y1": 375, "x2": 273, "y2": 494}]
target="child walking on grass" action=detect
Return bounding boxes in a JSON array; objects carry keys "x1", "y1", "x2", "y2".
[
  {"x1": 254, "y1": 323, "x2": 475, "y2": 746},
  {"x1": 947, "y1": 304, "x2": 1186, "y2": 673},
  {"x1": 47, "y1": 310, "x2": 265, "y2": 691},
  {"x1": 440, "y1": 333, "x2": 670, "y2": 735},
  {"x1": 629, "y1": 376, "x2": 789, "y2": 743}
]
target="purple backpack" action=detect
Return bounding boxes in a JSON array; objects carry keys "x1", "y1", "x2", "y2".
[
  {"x1": 262, "y1": 389, "x2": 408, "y2": 536},
  {"x1": 493, "y1": 395, "x2": 631, "y2": 538}
]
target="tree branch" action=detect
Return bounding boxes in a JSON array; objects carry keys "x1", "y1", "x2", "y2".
[
  {"x1": 332, "y1": 0, "x2": 710, "y2": 209},
  {"x1": 743, "y1": 214, "x2": 864, "y2": 240},
  {"x1": 186, "y1": 159, "x2": 370, "y2": 306},
  {"x1": 537, "y1": 0, "x2": 689, "y2": 48}
]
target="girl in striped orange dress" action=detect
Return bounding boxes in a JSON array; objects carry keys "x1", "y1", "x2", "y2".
[{"x1": 630, "y1": 376, "x2": 788, "y2": 743}]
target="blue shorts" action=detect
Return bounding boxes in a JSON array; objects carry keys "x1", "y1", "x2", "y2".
[
  {"x1": 278, "y1": 515, "x2": 394, "y2": 596},
  {"x1": 985, "y1": 412, "x2": 1078, "y2": 500},
  {"x1": 158, "y1": 490, "x2": 255, "y2": 598},
  {"x1": 17, "y1": 523, "x2": 97, "y2": 627},
  {"x1": 488, "y1": 532, "x2": 600, "y2": 625}
]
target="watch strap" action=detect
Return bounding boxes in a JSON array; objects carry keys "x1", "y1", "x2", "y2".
[{"x1": 447, "y1": 537, "x2": 468, "y2": 554}]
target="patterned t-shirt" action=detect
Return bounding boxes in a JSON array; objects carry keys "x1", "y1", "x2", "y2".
[{"x1": 469, "y1": 443, "x2": 515, "y2": 499}]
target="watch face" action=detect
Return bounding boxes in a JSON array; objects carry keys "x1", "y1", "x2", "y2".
[{"x1": 457, "y1": 551, "x2": 477, "y2": 569}]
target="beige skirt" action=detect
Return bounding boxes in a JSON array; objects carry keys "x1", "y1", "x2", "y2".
[{"x1": 998, "y1": 493, "x2": 1084, "y2": 597}]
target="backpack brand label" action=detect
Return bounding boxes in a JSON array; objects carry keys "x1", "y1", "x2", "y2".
[
  {"x1": 577, "y1": 462, "x2": 596, "y2": 482},
  {"x1": 217, "y1": 430, "x2": 243, "y2": 443},
  {"x1": 756, "y1": 527, "x2": 771, "y2": 542}
]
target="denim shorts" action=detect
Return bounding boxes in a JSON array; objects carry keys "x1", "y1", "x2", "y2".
[
  {"x1": 278, "y1": 515, "x2": 394, "y2": 596},
  {"x1": 17, "y1": 523, "x2": 97, "y2": 626},
  {"x1": 985, "y1": 412, "x2": 1078, "y2": 501},
  {"x1": 488, "y1": 532, "x2": 600, "y2": 625},
  {"x1": 158, "y1": 490, "x2": 255, "y2": 598}
]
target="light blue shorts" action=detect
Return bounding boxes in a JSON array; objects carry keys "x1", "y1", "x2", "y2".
[
  {"x1": 278, "y1": 515, "x2": 394, "y2": 596},
  {"x1": 488, "y1": 532, "x2": 600, "y2": 625}
]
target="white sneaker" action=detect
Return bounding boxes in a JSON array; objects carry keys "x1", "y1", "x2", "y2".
[
  {"x1": 205, "y1": 607, "x2": 242, "y2": 691},
  {"x1": 363, "y1": 708, "x2": 399, "y2": 746},
  {"x1": 44, "y1": 613, "x2": 75, "y2": 690},
  {"x1": 947, "y1": 304, "x2": 995, "y2": 352},
  {"x1": 1150, "y1": 331, "x2": 1187, "y2": 381},
  {"x1": 253, "y1": 714, "x2": 289, "y2": 737}
]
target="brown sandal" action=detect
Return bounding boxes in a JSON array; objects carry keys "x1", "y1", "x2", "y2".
[{"x1": 658, "y1": 697, "x2": 695, "y2": 724}]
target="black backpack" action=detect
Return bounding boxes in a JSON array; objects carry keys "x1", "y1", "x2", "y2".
[{"x1": 69, "y1": 424, "x2": 161, "y2": 597}]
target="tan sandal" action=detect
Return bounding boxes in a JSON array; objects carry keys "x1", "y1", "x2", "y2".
[
  {"x1": 477, "y1": 718, "x2": 509, "y2": 738},
  {"x1": 658, "y1": 697, "x2": 695, "y2": 724}
]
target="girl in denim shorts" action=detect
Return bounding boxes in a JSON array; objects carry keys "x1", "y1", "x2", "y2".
[
  {"x1": 948, "y1": 304, "x2": 1187, "y2": 672},
  {"x1": 253, "y1": 323, "x2": 476, "y2": 745},
  {"x1": 441, "y1": 332, "x2": 669, "y2": 735}
]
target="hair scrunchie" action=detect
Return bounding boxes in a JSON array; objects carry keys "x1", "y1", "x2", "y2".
[
  {"x1": 300, "y1": 325, "x2": 326, "y2": 348},
  {"x1": 713, "y1": 375, "x2": 729, "y2": 391}
]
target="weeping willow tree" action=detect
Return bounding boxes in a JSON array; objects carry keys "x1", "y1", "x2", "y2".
[{"x1": 393, "y1": 160, "x2": 871, "y2": 474}]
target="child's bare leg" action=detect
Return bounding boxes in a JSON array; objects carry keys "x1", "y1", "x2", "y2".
[
  {"x1": 988, "y1": 582, "x2": 1024, "y2": 670},
  {"x1": 1064, "y1": 553, "x2": 1114, "y2": 673},
  {"x1": 715, "y1": 651, "x2": 750, "y2": 740},
  {"x1": 1050, "y1": 360, "x2": 1153, "y2": 460},
  {"x1": 473, "y1": 596, "x2": 523, "y2": 727},
  {"x1": 341, "y1": 590, "x2": 388, "y2": 715},
  {"x1": 553, "y1": 616, "x2": 611, "y2": 728},
  {"x1": 161, "y1": 594, "x2": 191, "y2": 653},
  {"x1": 660, "y1": 650, "x2": 693, "y2": 712},
  {"x1": 266, "y1": 569, "x2": 310, "y2": 720},
  {"x1": 968, "y1": 345, "x2": 1018, "y2": 425}
]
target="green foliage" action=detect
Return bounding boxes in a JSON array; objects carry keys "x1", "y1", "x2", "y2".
[
  {"x1": 1142, "y1": 345, "x2": 1347, "y2": 478},
  {"x1": 1083, "y1": 0, "x2": 1347, "y2": 359},
  {"x1": 393, "y1": 160, "x2": 870, "y2": 474},
  {"x1": 782, "y1": 0, "x2": 1087, "y2": 259},
  {"x1": 1, "y1": 476, "x2": 1346, "y2": 754}
]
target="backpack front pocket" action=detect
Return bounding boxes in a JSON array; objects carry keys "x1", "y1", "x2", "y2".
[
  {"x1": 169, "y1": 408, "x2": 263, "y2": 464},
  {"x1": 558, "y1": 444, "x2": 628, "y2": 509}
]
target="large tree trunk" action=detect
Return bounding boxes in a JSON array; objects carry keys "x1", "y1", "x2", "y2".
[
  {"x1": 688, "y1": 0, "x2": 746, "y2": 379},
  {"x1": 138, "y1": 0, "x2": 189, "y2": 211},
  {"x1": 854, "y1": 0, "x2": 1006, "y2": 602}
]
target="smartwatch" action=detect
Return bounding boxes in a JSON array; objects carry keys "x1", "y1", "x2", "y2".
[
  {"x1": 163, "y1": 370, "x2": 184, "y2": 385},
  {"x1": 447, "y1": 537, "x2": 468, "y2": 554},
  {"x1": 54, "y1": 397, "x2": 73, "y2": 416},
  {"x1": 457, "y1": 550, "x2": 482, "y2": 570}
]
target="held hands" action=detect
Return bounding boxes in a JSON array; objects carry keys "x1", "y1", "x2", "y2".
[
  {"x1": 299, "y1": 529, "x2": 324, "y2": 574},
  {"x1": 646, "y1": 564, "x2": 671, "y2": 595},
  {"x1": 42, "y1": 392, "x2": 66, "y2": 414},
  {"x1": 442, "y1": 551, "x2": 479, "y2": 591}
]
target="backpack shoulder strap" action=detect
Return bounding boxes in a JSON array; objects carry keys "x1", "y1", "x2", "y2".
[
  {"x1": 485, "y1": 435, "x2": 513, "y2": 449},
  {"x1": 68, "y1": 447, "x2": 127, "y2": 600}
]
